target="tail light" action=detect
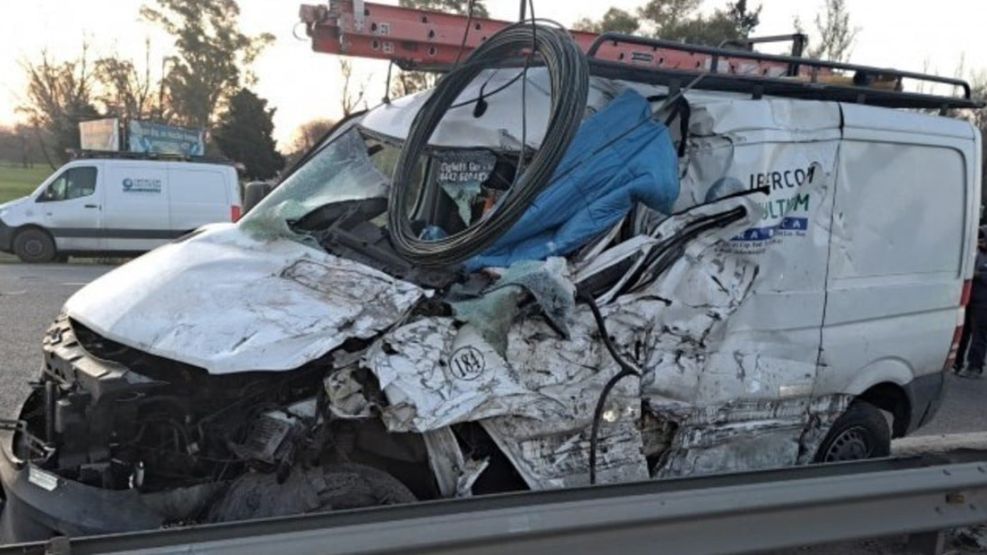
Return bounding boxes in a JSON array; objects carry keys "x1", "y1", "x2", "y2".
[{"x1": 231, "y1": 205, "x2": 242, "y2": 222}]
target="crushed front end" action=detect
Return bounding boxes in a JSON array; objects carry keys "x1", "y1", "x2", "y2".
[{"x1": 1, "y1": 63, "x2": 860, "y2": 541}]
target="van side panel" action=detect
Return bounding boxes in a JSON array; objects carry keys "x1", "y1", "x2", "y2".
[
  {"x1": 100, "y1": 161, "x2": 172, "y2": 252},
  {"x1": 816, "y1": 111, "x2": 974, "y2": 418},
  {"x1": 167, "y1": 166, "x2": 232, "y2": 231}
]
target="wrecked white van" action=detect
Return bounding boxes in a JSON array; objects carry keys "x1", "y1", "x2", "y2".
[{"x1": 0, "y1": 26, "x2": 981, "y2": 540}]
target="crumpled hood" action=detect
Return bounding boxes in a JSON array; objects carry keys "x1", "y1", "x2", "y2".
[{"x1": 64, "y1": 224, "x2": 425, "y2": 374}]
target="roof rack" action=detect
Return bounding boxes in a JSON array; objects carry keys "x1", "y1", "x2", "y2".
[
  {"x1": 586, "y1": 33, "x2": 983, "y2": 112},
  {"x1": 299, "y1": 1, "x2": 983, "y2": 112},
  {"x1": 67, "y1": 149, "x2": 235, "y2": 165}
]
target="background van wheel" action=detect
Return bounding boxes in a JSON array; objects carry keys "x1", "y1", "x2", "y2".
[
  {"x1": 12, "y1": 229, "x2": 56, "y2": 263},
  {"x1": 814, "y1": 401, "x2": 891, "y2": 463}
]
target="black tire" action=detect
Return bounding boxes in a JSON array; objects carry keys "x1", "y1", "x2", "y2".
[
  {"x1": 207, "y1": 463, "x2": 416, "y2": 523},
  {"x1": 814, "y1": 401, "x2": 891, "y2": 463},
  {"x1": 12, "y1": 228, "x2": 56, "y2": 263}
]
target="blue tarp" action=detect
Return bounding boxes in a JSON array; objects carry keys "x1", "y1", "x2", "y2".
[{"x1": 467, "y1": 89, "x2": 680, "y2": 270}]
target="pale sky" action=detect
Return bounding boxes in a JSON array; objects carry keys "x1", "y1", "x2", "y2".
[{"x1": 1, "y1": 0, "x2": 986, "y2": 149}]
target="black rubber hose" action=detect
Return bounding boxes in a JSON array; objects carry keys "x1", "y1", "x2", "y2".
[
  {"x1": 388, "y1": 22, "x2": 589, "y2": 267},
  {"x1": 580, "y1": 291, "x2": 641, "y2": 486}
]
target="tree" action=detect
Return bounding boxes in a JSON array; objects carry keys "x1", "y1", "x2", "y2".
[
  {"x1": 398, "y1": 0, "x2": 487, "y2": 18},
  {"x1": 637, "y1": 0, "x2": 701, "y2": 34},
  {"x1": 94, "y1": 40, "x2": 158, "y2": 122},
  {"x1": 649, "y1": 0, "x2": 761, "y2": 46},
  {"x1": 291, "y1": 118, "x2": 336, "y2": 153},
  {"x1": 725, "y1": 0, "x2": 761, "y2": 40},
  {"x1": 212, "y1": 88, "x2": 284, "y2": 180},
  {"x1": 284, "y1": 117, "x2": 336, "y2": 167},
  {"x1": 390, "y1": 0, "x2": 488, "y2": 97},
  {"x1": 340, "y1": 59, "x2": 369, "y2": 116},
  {"x1": 576, "y1": 0, "x2": 761, "y2": 48},
  {"x1": 141, "y1": 0, "x2": 274, "y2": 129},
  {"x1": 19, "y1": 46, "x2": 101, "y2": 166},
  {"x1": 799, "y1": 0, "x2": 858, "y2": 62},
  {"x1": 0, "y1": 125, "x2": 46, "y2": 168},
  {"x1": 573, "y1": 8, "x2": 640, "y2": 34}
]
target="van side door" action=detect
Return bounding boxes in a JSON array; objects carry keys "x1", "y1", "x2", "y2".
[
  {"x1": 35, "y1": 162, "x2": 103, "y2": 251},
  {"x1": 816, "y1": 104, "x2": 978, "y2": 434},
  {"x1": 101, "y1": 161, "x2": 172, "y2": 252}
]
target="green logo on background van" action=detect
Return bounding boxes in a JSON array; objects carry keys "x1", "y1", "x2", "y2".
[{"x1": 122, "y1": 177, "x2": 162, "y2": 193}]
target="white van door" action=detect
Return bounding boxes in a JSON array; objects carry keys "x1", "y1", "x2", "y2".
[
  {"x1": 35, "y1": 163, "x2": 103, "y2": 251},
  {"x1": 167, "y1": 165, "x2": 232, "y2": 230},
  {"x1": 816, "y1": 105, "x2": 977, "y2": 433},
  {"x1": 101, "y1": 162, "x2": 172, "y2": 251},
  {"x1": 665, "y1": 99, "x2": 841, "y2": 411}
]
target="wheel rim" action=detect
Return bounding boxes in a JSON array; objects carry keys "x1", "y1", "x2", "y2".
[
  {"x1": 22, "y1": 238, "x2": 44, "y2": 257},
  {"x1": 822, "y1": 426, "x2": 872, "y2": 462}
]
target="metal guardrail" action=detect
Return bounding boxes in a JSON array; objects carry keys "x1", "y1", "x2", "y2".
[{"x1": 4, "y1": 453, "x2": 987, "y2": 555}]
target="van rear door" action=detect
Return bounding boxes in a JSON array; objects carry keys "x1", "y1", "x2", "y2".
[
  {"x1": 167, "y1": 165, "x2": 234, "y2": 230},
  {"x1": 100, "y1": 161, "x2": 171, "y2": 251}
]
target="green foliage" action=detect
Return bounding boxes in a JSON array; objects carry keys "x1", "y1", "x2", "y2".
[
  {"x1": 573, "y1": 8, "x2": 640, "y2": 34},
  {"x1": 212, "y1": 88, "x2": 284, "y2": 180},
  {"x1": 141, "y1": 0, "x2": 274, "y2": 128},
  {"x1": 398, "y1": 0, "x2": 488, "y2": 18},
  {"x1": 94, "y1": 41, "x2": 158, "y2": 122},
  {"x1": 637, "y1": 0, "x2": 701, "y2": 33},
  {"x1": 576, "y1": 0, "x2": 761, "y2": 48}
]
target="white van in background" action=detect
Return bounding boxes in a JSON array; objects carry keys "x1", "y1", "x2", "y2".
[{"x1": 0, "y1": 157, "x2": 241, "y2": 262}]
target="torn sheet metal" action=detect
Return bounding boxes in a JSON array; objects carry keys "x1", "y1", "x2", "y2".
[
  {"x1": 652, "y1": 395, "x2": 850, "y2": 478},
  {"x1": 482, "y1": 414, "x2": 649, "y2": 489},
  {"x1": 64, "y1": 224, "x2": 424, "y2": 374},
  {"x1": 325, "y1": 367, "x2": 376, "y2": 419},
  {"x1": 362, "y1": 99, "x2": 847, "y2": 487},
  {"x1": 422, "y1": 428, "x2": 467, "y2": 498},
  {"x1": 366, "y1": 282, "x2": 656, "y2": 487},
  {"x1": 419, "y1": 427, "x2": 492, "y2": 498}
]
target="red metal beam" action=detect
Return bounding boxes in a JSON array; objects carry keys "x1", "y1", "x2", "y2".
[{"x1": 299, "y1": 1, "x2": 822, "y2": 77}]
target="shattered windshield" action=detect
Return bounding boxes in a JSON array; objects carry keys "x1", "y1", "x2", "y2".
[
  {"x1": 240, "y1": 124, "x2": 395, "y2": 239},
  {"x1": 239, "y1": 120, "x2": 523, "y2": 278}
]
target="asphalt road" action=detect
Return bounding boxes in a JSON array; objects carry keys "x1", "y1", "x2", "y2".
[{"x1": 0, "y1": 262, "x2": 113, "y2": 418}]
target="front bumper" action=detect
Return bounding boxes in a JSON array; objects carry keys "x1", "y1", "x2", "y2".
[
  {"x1": 0, "y1": 217, "x2": 13, "y2": 253},
  {"x1": 0, "y1": 412, "x2": 166, "y2": 543}
]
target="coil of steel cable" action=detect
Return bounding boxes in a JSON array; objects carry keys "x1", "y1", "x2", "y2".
[{"x1": 387, "y1": 22, "x2": 589, "y2": 267}]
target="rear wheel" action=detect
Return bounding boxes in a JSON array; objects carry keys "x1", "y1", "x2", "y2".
[
  {"x1": 12, "y1": 228, "x2": 56, "y2": 263},
  {"x1": 814, "y1": 401, "x2": 891, "y2": 463}
]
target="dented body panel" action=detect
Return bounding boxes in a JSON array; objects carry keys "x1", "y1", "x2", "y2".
[{"x1": 2, "y1": 68, "x2": 981, "y2": 540}]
